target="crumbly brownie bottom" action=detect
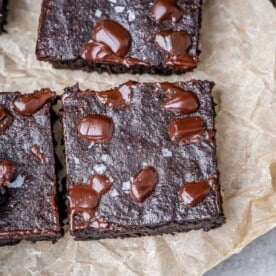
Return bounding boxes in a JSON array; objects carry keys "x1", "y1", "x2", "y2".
[
  {"x1": 51, "y1": 60, "x2": 195, "y2": 75},
  {"x1": 0, "y1": 232, "x2": 61, "y2": 246},
  {"x1": 72, "y1": 215, "x2": 225, "y2": 241}
]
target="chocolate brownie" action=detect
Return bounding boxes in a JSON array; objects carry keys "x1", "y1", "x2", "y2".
[
  {"x1": 0, "y1": 89, "x2": 61, "y2": 246},
  {"x1": 36, "y1": 0, "x2": 202, "y2": 74},
  {"x1": 62, "y1": 80, "x2": 225, "y2": 240},
  {"x1": 0, "y1": 0, "x2": 8, "y2": 33}
]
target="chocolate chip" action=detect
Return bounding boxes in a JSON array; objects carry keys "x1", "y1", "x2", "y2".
[
  {"x1": 179, "y1": 180, "x2": 211, "y2": 207},
  {"x1": 0, "y1": 160, "x2": 16, "y2": 186},
  {"x1": 89, "y1": 174, "x2": 112, "y2": 195},
  {"x1": 0, "y1": 105, "x2": 13, "y2": 134},
  {"x1": 151, "y1": 0, "x2": 183, "y2": 22},
  {"x1": 78, "y1": 114, "x2": 114, "y2": 143},
  {"x1": 31, "y1": 144, "x2": 44, "y2": 163},
  {"x1": 168, "y1": 117, "x2": 204, "y2": 143},
  {"x1": 130, "y1": 166, "x2": 159, "y2": 203},
  {"x1": 92, "y1": 20, "x2": 131, "y2": 57},
  {"x1": 68, "y1": 184, "x2": 100, "y2": 212},
  {"x1": 82, "y1": 41, "x2": 122, "y2": 63},
  {"x1": 155, "y1": 30, "x2": 191, "y2": 56},
  {"x1": 96, "y1": 81, "x2": 134, "y2": 109},
  {"x1": 162, "y1": 89, "x2": 199, "y2": 115},
  {"x1": 13, "y1": 89, "x2": 55, "y2": 116}
]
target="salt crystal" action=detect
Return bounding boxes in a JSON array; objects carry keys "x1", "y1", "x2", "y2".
[
  {"x1": 88, "y1": 142, "x2": 95, "y2": 149},
  {"x1": 110, "y1": 189, "x2": 119, "y2": 197},
  {"x1": 73, "y1": 157, "x2": 80, "y2": 165},
  {"x1": 115, "y1": 6, "x2": 125, "y2": 13},
  {"x1": 128, "y1": 10, "x2": 136, "y2": 21},
  {"x1": 95, "y1": 9, "x2": 102, "y2": 17},
  {"x1": 8, "y1": 175, "x2": 25, "y2": 188},
  {"x1": 93, "y1": 164, "x2": 107, "y2": 174},
  {"x1": 162, "y1": 148, "x2": 173, "y2": 157},
  {"x1": 101, "y1": 154, "x2": 112, "y2": 164},
  {"x1": 122, "y1": 181, "x2": 131, "y2": 191}
]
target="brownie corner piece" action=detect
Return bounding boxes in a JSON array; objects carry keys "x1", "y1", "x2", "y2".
[
  {"x1": 0, "y1": 0, "x2": 8, "y2": 34},
  {"x1": 0, "y1": 89, "x2": 61, "y2": 246},
  {"x1": 63, "y1": 80, "x2": 225, "y2": 241},
  {"x1": 36, "y1": 0, "x2": 202, "y2": 74}
]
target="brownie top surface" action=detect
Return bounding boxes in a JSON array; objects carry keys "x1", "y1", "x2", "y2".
[
  {"x1": 0, "y1": 92, "x2": 59, "y2": 234},
  {"x1": 36, "y1": 0, "x2": 201, "y2": 67},
  {"x1": 63, "y1": 81, "x2": 222, "y2": 230}
]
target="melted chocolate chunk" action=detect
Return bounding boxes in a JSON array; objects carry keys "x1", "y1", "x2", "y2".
[
  {"x1": 92, "y1": 20, "x2": 131, "y2": 57},
  {"x1": 155, "y1": 30, "x2": 191, "y2": 56},
  {"x1": 0, "y1": 105, "x2": 13, "y2": 134},
  {"x1": 122, "y1": 57, "x2": 150, "y2": 67},
  {"x1": 68, "y1": 184, "x2": 100, "y2": 213},
  {"x1": 68, "y1": 184, "x2": 100, "y2": 226},
  {"x1": 31, "y1": 144, "x2": 44, "y2": 163},
  {"x1": 179, "y1": 180, "x2": 211, "y2": 207},
  {"x1": 96, "y1": 81, "x2": 134, "y2": 108},
  {"x1": 130, "y1": 166, "x2": 159, "y2": 203},
  {"x1": 0, "y1": 160, "x2": 16, "y2": 186},
  {"x1": 82, "y1": 41, "x2": 122, "y2": 63},
  {"x1": 162, "y1": 89, "x2": 199, "y2": 115},
  {"x1": 81, "y1": 20, "x2": 150, "y2": 67},
  {"x1": 151, "y1": 0, "x2": 184, "y2": 23},
  {"x1": 166, "y1": 54, "x2": 197, "y2": 70},
  {"x1": 13, "y1": 89, "x2": 55, "y2": 116},
  {"x1": 168, "y1": 117, "x2": 204, "y2": 143},
  {"x1": 89, "y1": 174, "x2": 112, "y2": 195},
  {"x1": 78, "y1": 114, "x2": 114, "y2": 143}
]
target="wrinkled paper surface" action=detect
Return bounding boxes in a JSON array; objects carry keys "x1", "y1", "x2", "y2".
[{"x1": 0, "y1": 0, "x2": 276, "y2": 275}]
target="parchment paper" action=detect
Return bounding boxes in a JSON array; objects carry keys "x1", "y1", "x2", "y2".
[{"x1": 0, "y1": 0, "x2": 275, "y2": 275}]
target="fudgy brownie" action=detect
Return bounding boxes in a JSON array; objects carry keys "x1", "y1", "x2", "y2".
[
  {"x1": 62, "y1": 80, "x2": 225, "y2": 240},
  {"x1": 0, "y1": 89, "x2": 61, "y2": 246},
  {"x1": 0, "y1": 0, "x2": 8, "y2": 33},
  {"x1": 36, "y1": 0, "x2": 202, "y2": 74}
]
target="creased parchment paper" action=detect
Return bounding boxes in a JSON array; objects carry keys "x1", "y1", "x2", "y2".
[{"x1": 0, "y1": 0, "x2": 275, "y2": 275}]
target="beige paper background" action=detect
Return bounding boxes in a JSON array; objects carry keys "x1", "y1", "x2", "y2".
[{"x1": 0, "y1": 0, "x2": 276, "y2": 275}]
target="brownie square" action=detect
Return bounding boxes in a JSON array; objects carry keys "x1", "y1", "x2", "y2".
[
  {"x1": 62, "y1": 80, "x2": 225, "y2": 240},
  {"x1": 0, "y1": 89, "x2": 61, "y2": 246},
  {"x1": 36, "y1": 0, "x2": 202, "y2": 74},
  {"x1": 0, "y1": 0, "x2": 8, "y2": 33}
]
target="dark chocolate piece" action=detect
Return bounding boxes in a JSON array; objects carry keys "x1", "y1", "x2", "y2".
[
  {"x1": 0, "y1": 160, "x2": 15, "y2": 186},
  {"x1": 0, "y1": 105, "x2": 13, "y2": 134},
  {"x1": 88, "y1": 174, "x2": 112, "y2": 196},
  {"x1": 77, "y1": 114, "x2": 114, "y2": 143},
  {"x1": 13, "y1": 89, "x2": 55, "y2": 116},
  {"x1": 130, "y1": 166, "x2": 159, "y2": 203},
  {"x1": 151, "y1": 0, "x2": 184, "y2": 23},
  {"x1": 96, "y1": 81, "x2": 134, "y2": 109},
  {"x1": 178, "y1": 179, "x2": 212, "y2": 207},
  {"x1": 0, "y1": 90, "x2": 61, "y2": 246},
  {"x1": 168, "y1": 117, "x2": 204, "y2": 143},
  {"x1": 161, "y1": 84, "x2": 199, "y2": 114},
  {"x1": 31, "y1": 144, "x2": 45, "y2": 163},
  {"x1": 63, "y1": 80, "x2": 225, "y2": 240},
  {"x1": 36, "y1": 0, "x2": 202, "y2": 74}
]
